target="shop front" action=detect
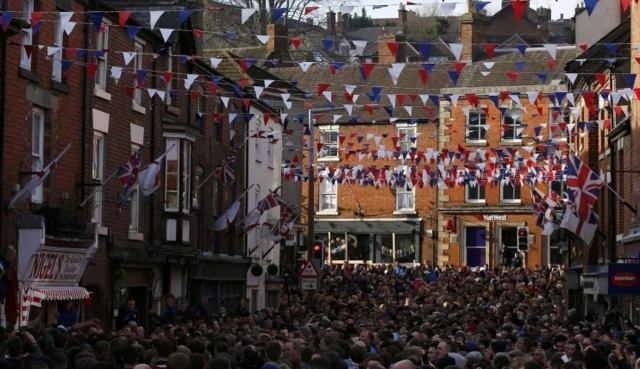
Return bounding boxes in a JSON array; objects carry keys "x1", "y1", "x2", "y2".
[
  {"x1": 315, "y1": 219, "x2": 422, "y2": 265},
  {"x1": 17, "y1": 214, "x2": 98, "y2": 327},
  {"x1": 191, "y1": 253, "x2": 249, "y2": 316}
]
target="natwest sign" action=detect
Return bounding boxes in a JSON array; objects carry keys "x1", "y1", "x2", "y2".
[
  {"x1": 483, "y1": 215, "x2": 508, "y2": 221},
  {"x1": 26, "y1": 251, "x2": 86, "y2": 284},
  {"x1": 609, "y1": 264, "x2": 640, "y2": 295}
]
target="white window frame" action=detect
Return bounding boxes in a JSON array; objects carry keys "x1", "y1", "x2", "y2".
[
  {"x1": 133, "y1": 40, "x2": 145, "y2": 112},
  {"x1": 549, "y1": 109, "x2": 568, "y2": 142},
  {"x1": 182, "y1": 141, "x2": 192, "y2": 214},
  {"x1": 318, "y1": 173, "x2": 338, "y2": 213},
  {"x1": 501, "y1": 109, "x2": 523, "y2": 143},
  {"x1": 254, "y1": 130, "x2": 261, "y2": 162},
  {"x1": 397, "y1": 124, "x2": 417, "y2": 153},
  {"x1": 91, "y1": 132, "x2": 105, "y2": 225},
  {"x1": 267, "y1": 130, "x2": 274, "y2": 168},
  {"x1": 500, "y1": 180, "x2": 521, "y2": 204},
  {"x1": 21, "y1": 0, "x2": 34, "y2": 70},
  {"x1": 31, "y1": 108, "x2": 44, "y2": 203},
  {"x1": 395, "y1": 166, "x2": 415, "y2": 213},
  {"x1": 129, "y1": 144, "x2": 141, "y2": 232},
  {"x1": 166, "y1": 46, "x2": 177, "y2": 106},
  {"x1": 318, "y1": 125, "x2": 339, "y2": 161},
  {"x1": 467, "y1": 110, "x2": 487, "y2": 143},
  {"x1": 465, "y1": 182, "x2": 485, "y2": 203},
  {"x1": 52, "y1": 13, "x2": 64, "y2": 82},
  {"x1": 95, "y1": 19, "x2": 111, "y2": 96},
  {"x1": 550, "y1": 178, "x2": 569, "y2": 201},
  {"x1": 165, "y1": 138, "x2": 180, "y2": 212}
]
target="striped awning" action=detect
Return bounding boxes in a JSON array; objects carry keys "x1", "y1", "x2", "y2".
[{"x1": 35, "y1": 287, "x2": 90, "y2": 301}]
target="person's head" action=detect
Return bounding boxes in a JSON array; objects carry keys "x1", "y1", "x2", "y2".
[
  {"x1": 394, "y1": 360, "x2": 418, "y2": 369},
  {"x1": 154, "y1": 339, "x2": 173, "y2": 360},
  {"x1": 210, "y1": 357, "x2": 230, "y2": 369},
  {"x1": 7, "y1": 337, "x2": 23, "y2": 358},
  {"x1": 3, "y1": 246, "x2": 16, "y2": 264},
  {"x1": 126, "y1": 298, "x2": 136, "y2": 311},
  {"x1": 359, "y1": 330, "x2": 373, "y2": 346},
  {"x1": 351, "y1": 344, "x2": 367, "y2": 364},
  {"x1": 428, "y1": 343, "x2": 438, "y2": 363},
  {"x1": 166, "y1": 353, "x2": 190, "y2": 369},
  {"x1": 53, "y1": 352, "x2": 68, "y2": 369},
  {"x1": 516, "y1": 338, "x2": 533, "y2": 354},
  {"x1": 265, "y1": 341, "x2": 282, "y2": 362},
  {"x1": 549, "y1": 357, "x2": 564, "y2": 369},
  {"x1": 625, "y1": 346, "x2": 637, "y2": 366},
  {"x1": 122, "y1": 346, "x2": 138, "y2": 367},
  {"x1": 554, "y1": 335, "x2": 567, "y2": 353},
  {"x1": 437, "y1": 340, "x2": 453, "y2": 358},
  {"x1": 283, "y1": 340, "x2": 300, "y2": 359},
  {"x1": 300, "y1": 347, "x2": 313, "y2": 365},
  {"x1": 166, "y1": 294, "x2": 175, "y2": 307},
  {"x1": 309, "y1": 357, "x2": 331, "y2": 369},
  {"x1": 533, "y1": 349, "x2": 547, "y2": 364},
  {"x1": 567, "y1": 340, "x2": 579, "y2": 357}
]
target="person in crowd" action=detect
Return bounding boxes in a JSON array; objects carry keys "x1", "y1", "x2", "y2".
[{"x1": 117, "y1": 297, "x2": 140, "y2": 330}]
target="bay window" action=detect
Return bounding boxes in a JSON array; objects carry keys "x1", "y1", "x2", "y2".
[{"x1": 164, "y1": 138, "x2": 192, "y2": 213}]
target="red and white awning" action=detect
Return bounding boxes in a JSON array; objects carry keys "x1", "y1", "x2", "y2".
[{"x1": 33, "y1": 287, "x2": 90, "y2": 301}]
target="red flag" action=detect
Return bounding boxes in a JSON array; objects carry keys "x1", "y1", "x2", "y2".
[
  {"x1": 87, "y1": 63, "x2": 98, "y2": 80},
  {"x1": 290, "y1": 37, "x2": 302, "y2": 49},
  {"x1": 239, "y1": 78, "x2": 248, "y2": 89},
  {"x1": 23, "y1": 45, "x2": 33, "y2": 58},
  {"x1": 193, "y1": 30, "x2": 204, "y2": 38},
  {"x1": 364, "y1": 105, "x2": 374, "y2": 115},
  {"x1": 482, "y1": 44, "x2": 496, "y2": 60},
  {"x1": 344, "y1": 92, "x2": 354, "y2": 102},
  {"x1": 408, "y1": 94, "x2": 418, "y2": 102},
  {"x1": 318, "y1": 83, "x2": 330, "y2": 96},
  {"x1": 422, "y1": 106, "x2": 433, "y2": 115},
  {"x1": 507, "y1": 72, "x2": 519, "y2": 82},
  {"x1": 546, "y1": 60, "x2": 556, "y2": 69},
  {"x1": 396, "y1": 94, "x2": 406, "y2": 105},
  {"x1": 207, "y1": 82, "x2": 217, "y2": 95},
  {"x1": 361, "y1": 63, "x2": 375, "y2": 79},
  {"x1": 577, "y1": 43, "x2": 588, "y2": 53},
  {"x1": 466, "y1": 94, "x2": 479, "y2": 108},
  {"x1": 392, "y1": 137, "x2": 399, "y2": 147},
  {"x1": 621, "y1": 0, "x2": 631, "y2": 11},
  {"x1": 594, "y1": 73, "x2": 607, "y2": 87},
  {"x1": 31, "y1": 12, "x2": 43, "y2": 28},
  {"x1": 191, "y1": 90, "x2": 200, "y2": 99},
  {"x1": 124, "y1": 87, "x2": 135, "y2": 98},
  {"x1": 304, "y1": 6, "x2": 319, "y2": 15},
  {"x1": 65, "y1": 48, "x2": 75, "y2": 60},
  {"x1": 242, "y1": 98, "x2": 251, "y2": 109},
  {"x1": 119, "y1": 11, "x2": 132, "y2": 26},
  {"x1": 500, "y1": 91, "x2": 511, "y2": 101},
  {"x1": 511, "y1": 0, "x2": 527, "y2": 21},
  {"x1": 263, "y1": 113, "x2": 271, "y2": 125},
  {"x1": 582, "y1": 91, "x2": 595, "y2": 106},
  {"x1": 552, "y1": 111, "x2": 560, "y2": 121},
  {"x1": 453, "y1": 62, "x2": 466, "y2": 74},
  {"x1": 418, "y1": 69, "x2": 428, "y2": 85},
  {"x1": 314, "y1": 114, "x2": 324, "y2": 122},
  {"x1": 387, "y1": 42, "x2": 400, "y2": 56}
]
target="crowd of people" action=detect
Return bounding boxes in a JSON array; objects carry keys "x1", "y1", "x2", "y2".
[{"x1": 1, "y1": 262, "x2": 639, "y2": 369}]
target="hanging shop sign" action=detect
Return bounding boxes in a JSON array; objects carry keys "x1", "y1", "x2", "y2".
[
  {"x1": 25, "y1": 251, "x2": 86, "y2": 284},
  {"x1": 609, "y1": 264, "x2": 640, "y2": 295}
]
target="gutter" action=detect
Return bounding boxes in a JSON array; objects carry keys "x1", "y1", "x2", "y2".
[{"x1": 0, "y1": 0, "x2": 7, "y2": 244}]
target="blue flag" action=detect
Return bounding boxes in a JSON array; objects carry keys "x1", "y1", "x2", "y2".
[
  {"x1": 126, "y1": 26, "x2": 141, "y2": 40},
  {"x1": 273, "y1": 8, "x2": 287, "y2": 23},
  {"x1": 179, "y1": 10, "x2": 194, "y2": 24},
  {"x1": 322, "y1": 39, "x2": 334, "y2": 51}
]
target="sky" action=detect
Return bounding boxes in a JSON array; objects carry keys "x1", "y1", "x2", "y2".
[{"x1": 359, "y1": 0, "x2": 579, "y2": 21}]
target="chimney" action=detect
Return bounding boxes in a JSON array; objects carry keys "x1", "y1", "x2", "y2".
[
  {"x1": 398, "y1": 3, "x2": 408, "y2": 32},
  {"x1": 306, "y1": 18, "x2": 313, "y2": 25},
  {"x1": 460, "y1": 0, "x2": 488, "y2": 62},
  {"x1": 327, "y1": 10, "x2": 336, "y2": 37},
  {"x1": 378, "y1": 34, "x2": 406, "y2": 63},
  {"x1": 536, "y1": 7, "x2": 550, "y2": 44},
  {"x1": 560, "y1": 13, "x2": 564, "y2": 19},
  {"x1": 341, "y1": 12, "x2": 349, "y2": 33},
  {"x1": 337, "y1": 12, "x2": 343, "y2": 34},
  {"x1": 266, "y1": 24, "x2": 288, "y2": 57}
]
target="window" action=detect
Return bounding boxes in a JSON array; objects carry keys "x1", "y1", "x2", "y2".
[
  {"x1": 549, "y1": 110, "x2": 567, "y2": 141},
  {"x1": 395, "y1": 167, "x2": 415, "y2": 212},
  {"x1": 398, "y1": 126, "x2": 417, "y2": 152},
  {"x1": 167, "y1": 47, "x2": 177, "y2": 106},
  {"x1": 95, "y1": 21, "x2": 110, "y2": 91},
  {"x1": 165, "y1": 139, "x2": 179, "y2": 211},
  {"x1": 267, "y1": 137, "x2": 274, "y2": 168},
  {"x1": 548, "y1": 228, "x2": 567, "y2": 266},
  {"x1": 21, "y1": 0, "x2": 34, "y2": 70},
  {"x1": 319, "y1": 127, "x2": 339, "y2": 159},
  {"x1": 181, "y1": 141, "x2": 192, "y2": 213},
  {"x1": 129, "y1": 145, "x2": 140, "y2": 232},
  {"x1": 500, "y1": 181, "x2": 521, "y2": 203},
  {"x1": 254, "y1": 129, "x2": 260, "y2": 161},
  {"x1": 196, "y1": 89, "x2": 205, "y2": 133},
  {"x1": 502, "y1": 109, "x2": 522, "y2": 142},
  {"x1": 92, "y1": 132, "x2": 105, "y2": 224},
  {"x1": 212, "y1": 180, "x2": 222, "y2": 217},
  {"x1": 465, "y1": 181, "x2": 485, "y2": 203},
  {"x1": 500, "y1": 227, "x2": 519, "y2": 266},
  {"x1": 550, "y1": 179, "x2": 569, "y2": 201},
  {"x1": 133, "y1": 41, "x2": 144, "y2": 105},
  {"x1": 467, "y1": 111, "x2": 487, "y2": 142},
  {"x1": 214, "y1": 121, "x2": 221, "y2": 143},
  {"x1": 253, "y1": 191, "x2": 260, "y2": 248},
  {"x1": 319, "y1": 175, "x2": 337, "y2": 212},
  {"x1": 31, "y1": 108, "x2": 44, "y2": 203},
  {"x1": 52, "y1": 13, "x2": 64, "y2": 82}
]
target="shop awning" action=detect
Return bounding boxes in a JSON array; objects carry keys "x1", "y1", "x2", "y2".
[{"x1": 34, "y1": 287, "x2": 90, "y2": 301}]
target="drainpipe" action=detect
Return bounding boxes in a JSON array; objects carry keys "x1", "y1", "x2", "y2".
[
  {"x1": 149, "y1": 57, "x2": 157, "y2": 244},
  {"x1": 433, "y1": 120, "x2": 439, "y2": 268},
  {"x1": 0, "y1": 0, "x2": 8, "y2": 245},
  {"x1": 80, "y1": 13, "x2": 89, "y2": 203}
]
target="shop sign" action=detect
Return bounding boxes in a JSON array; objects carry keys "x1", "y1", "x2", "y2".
[
  {"x1": 609, "y1": 264, "x2": 640, "y2": 295},
  {"x1": 483, "y1": 215, "x2": 508, "y2": 221},
  {"x1": 285, "y1": 233, "x2": 296, "y2": 246},
  {"x1": 582, "y1": 276, "x2": 599, "y2": 298},
  {"x1": 26, "y1": 251, "x2": 85, "y2": 283}
]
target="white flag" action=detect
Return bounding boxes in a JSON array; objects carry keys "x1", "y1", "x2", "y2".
[
  {"x1": 213, "y1": 188, "x2": 250, "y2": 231},
  {"x1": 138, "y1": 144, "x2": 175, "y2": 196},
  {"x1": 560, "y1": 208, "x2": 597, "y2": 245}
]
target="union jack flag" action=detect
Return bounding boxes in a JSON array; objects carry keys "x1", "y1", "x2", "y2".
[
  {"x1": 214, "y1": 155, "x2": 235, "y2": 187},
  {"x1": 117, "y1": 149, "x2": 143, "y2": 206},
  {"x1": 257, "y1": 192, "x2": 287, "y2": 213},
  {"x1": 566, "y1": 152, "x2": 604, "y2": 220}
]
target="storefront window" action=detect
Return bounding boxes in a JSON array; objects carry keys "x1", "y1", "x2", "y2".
[
  {"x1": 329, "y1": 234, "x2": 346, "y2": 261},
  {"x1": 500, "y1": 227, "x2": 519, "y2": 266},
  {"x1": 373, "y1": 234, "x2": 394, "y2": 264},
  {"x1": 396, "y1": 234, "x2": 416, "y2": 263},
  {"x1": 347, "y1": 234, "x2": 368, "y2": 261},
  {"x1": 549, "y1": 228, "x2": 567, "y2": 266}
]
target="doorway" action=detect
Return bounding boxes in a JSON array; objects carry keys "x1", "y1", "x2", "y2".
[
  {"x1": 126, "y1": 286, "x2": 149, "y2": 330},
  {"x1": 465, "y1": 227, "x2": 486, "y2": 267}
]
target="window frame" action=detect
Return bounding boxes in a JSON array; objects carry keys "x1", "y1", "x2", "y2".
[
  {"x1": 129, "y1": 144, "x2": 141, "y2": 232},
  {"x1": 501, "y1": 109, "x2": 523, "y2": 143},
  {"x1": 500, "y1": 180, "x2": 522, "y2": 204},
  {"x1": 549, "y1": 108, "x2": 568, "y2": 142},
  {"x1": 550, "y1": 178, "x2": 569, "y2": 201},
  {"x1": 21, "y1": 0, "x2": 34, "y2": 70},
  {"x1": 318, "y1": 173, "x2": 338, "y2": 213},
  {"x1": 164, "y1": 138, "x2": 180, "y2": 212},
  {"x1": 395, "y1": 166, "x2": 415, "y2": 213},
  {"x1": 95, "y1": 19, "x2": 111, "y2": 93},
  {"x1": 212, "y1": 179, "x2": 222, "y2": 217},
  {"x1": 166, "y1": 46, "x2": 177, "y2": 106},
  {"x1": 465, "y1": 181, "x2": 486, "y2": 204},
  {"x1": 91, "y1": 132, "x2": 105, "y2": 225},
  {"x1": 133, "y1": 40, "x2": 144, "y2": 106},
  {"x1": 196, "y1": 87, "x2": 206, "y2": 134},
  {"x1": 181, "y1": 141, "x2": 192, "y2": 214},
  {"x1": 51, "y1": 13, "x2": 64, "y2": 82},
  {"x1": 397, "y1": 124, "x2": 417, "y2": 153},
  {"x1": 318, "y1": 126, "x2": 339, "y2": 161},
  {"x1": 467, "y1": 110, "x2": 487, "y2": 143},
  {"x1": 31, "y1": 108, "x2": 45, "y2": 203}
]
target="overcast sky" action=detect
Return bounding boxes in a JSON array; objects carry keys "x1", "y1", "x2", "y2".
[{"x1": 359, "y1": 0, "x2": 579, "y2": 21}]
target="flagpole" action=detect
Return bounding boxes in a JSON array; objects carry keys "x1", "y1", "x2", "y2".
[
  {"x1": 79, "y1": 170, "x2": 118, "y2": 208},
  {"x1": 600, "y1": 178, "x2": 637, "y2": 214}
]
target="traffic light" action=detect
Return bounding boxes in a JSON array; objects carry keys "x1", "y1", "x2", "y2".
[
  {"x1": 517, "y1": 227, "x2": 529, "y2": 252},
  {"x1": 313, "y1": 241, "x2": 325, "y2": 264}
]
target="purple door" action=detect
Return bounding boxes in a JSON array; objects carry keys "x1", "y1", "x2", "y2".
[{"x1": 466, "y1": 227, "x2": 486, "y2": 267}]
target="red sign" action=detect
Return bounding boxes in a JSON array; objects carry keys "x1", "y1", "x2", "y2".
[
  {"x1": 611, "y1": 272, "x2": 639, "y2": 288},
  {"x1": 27, "y1": 251, "x2": 85, "y2": 283}
]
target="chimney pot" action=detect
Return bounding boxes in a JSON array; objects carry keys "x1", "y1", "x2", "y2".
[{"x1": 560, "y1": 13, "x2": 564, "y2": 19}]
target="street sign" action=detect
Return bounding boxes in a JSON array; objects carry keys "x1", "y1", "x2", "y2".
[
  {"x1": 299, "y1": 259, "x2": 320, "y2": 278},
  {"x1": 301, "y1": 278, "x2": 318, "y2": 290}
]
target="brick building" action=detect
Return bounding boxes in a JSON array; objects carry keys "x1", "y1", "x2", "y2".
[{"x1": 0, "y1": 0, "x2": 280, "y2": 326}]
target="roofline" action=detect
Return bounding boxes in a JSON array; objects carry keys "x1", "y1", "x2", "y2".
[{"x1": 566, "y1": 17, "x2": 630, "y2": 73}]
